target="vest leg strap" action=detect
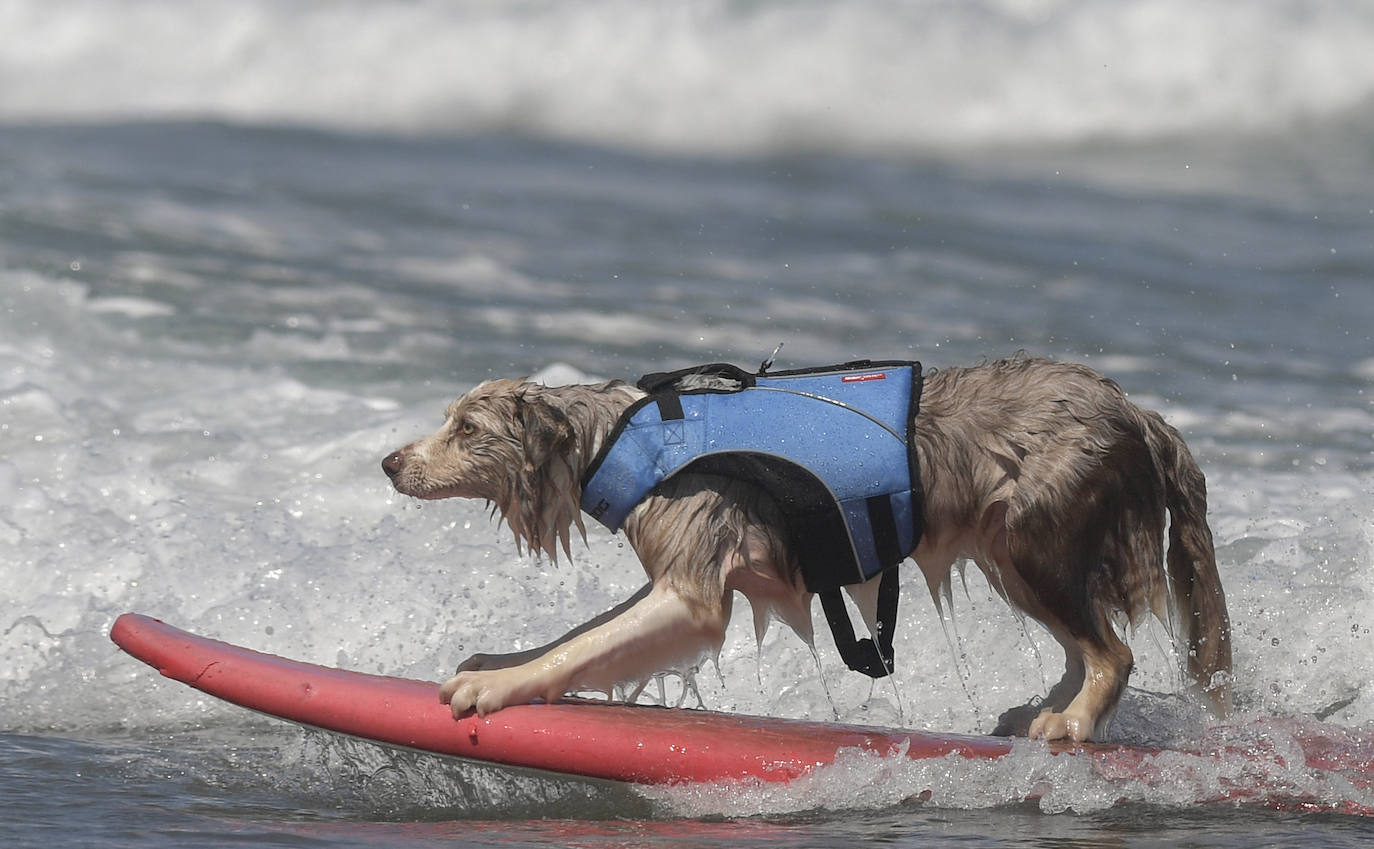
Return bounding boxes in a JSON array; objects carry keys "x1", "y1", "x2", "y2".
[{"x1": 819, "y1": 569, "x2": 899, "y2": 678}]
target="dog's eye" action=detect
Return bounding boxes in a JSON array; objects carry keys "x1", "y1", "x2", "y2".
[{"x1": 460, "y1": 421, "x2": 477, "y2": 437}]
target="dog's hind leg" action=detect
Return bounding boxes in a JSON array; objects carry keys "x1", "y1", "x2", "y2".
[
  {"x1": 992, "y1": 638, "x2": 1084, "y2": 736},
  {"x1": 1028, "y1": 632, "x2": 1133, "y2": 742}
]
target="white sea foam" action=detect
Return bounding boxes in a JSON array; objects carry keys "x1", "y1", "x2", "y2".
[
  {"x1": 5, "y1": 0, "x2": 1373, "y2": 154},
  {"x1": 640, "y1": 719, "x2": 1374, "y2": 816}
]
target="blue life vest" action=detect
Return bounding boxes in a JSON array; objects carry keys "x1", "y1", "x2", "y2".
[{"x1": 581, "y1": 361, "x2": 924, "y2": 677}]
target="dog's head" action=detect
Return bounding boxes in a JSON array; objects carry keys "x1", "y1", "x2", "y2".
[
  {"x1": 383, "y1": 378, "x2": 576, "y2": 501},
  {"x1": 383, "y1": 378, "x2": 583, "y2": 558}
]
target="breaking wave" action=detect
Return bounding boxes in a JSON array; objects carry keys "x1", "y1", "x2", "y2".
[{"x1": 6, "y1": 0, "x2": 1374, "y2": 154}]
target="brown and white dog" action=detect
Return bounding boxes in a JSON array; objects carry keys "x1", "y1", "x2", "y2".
[{"x1": 382, "y1": 356, "x2": 1232, "y2": 742}]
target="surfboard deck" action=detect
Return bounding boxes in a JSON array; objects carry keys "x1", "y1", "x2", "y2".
[
  {"x1": 109, "y1": 612, "x2": 1031, "y2": 784},
  {"x1": 109, "y1": 613, "x2": 1374, "y2": 812}
]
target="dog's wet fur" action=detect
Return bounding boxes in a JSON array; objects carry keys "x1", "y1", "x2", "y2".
[{"x1": 383, "y1": 356, "x2": 1231, "y2": 741}]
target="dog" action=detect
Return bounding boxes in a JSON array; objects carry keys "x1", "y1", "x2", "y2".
[{"x1": 382, "y1": 356, "x2": 1232, "y2": 742}]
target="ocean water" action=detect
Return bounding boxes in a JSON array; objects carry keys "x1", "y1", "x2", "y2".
[{"x1": 3, "y1": 0, "x2": 1374, "y2": 845}]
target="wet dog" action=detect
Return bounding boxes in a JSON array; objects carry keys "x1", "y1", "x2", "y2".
[{"x1": 382, "y1": 357, "x2": 1231, "y2": 741}]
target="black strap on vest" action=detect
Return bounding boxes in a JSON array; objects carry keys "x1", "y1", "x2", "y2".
[
  {"x1": 653, "y1": 389, "x2": 684, "y2": 421},
  {"x1": 819, "y1": 569, "x2": 899, "y2": 678},
  {"x1": 866, "y1": 493, "x2": 902, "y2": 566}
]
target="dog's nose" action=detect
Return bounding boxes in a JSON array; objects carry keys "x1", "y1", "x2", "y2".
[{"x1": 382, "y1": 450, "x2": 405, "y2": 480}]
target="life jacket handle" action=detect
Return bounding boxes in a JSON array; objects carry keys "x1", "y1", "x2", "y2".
[{"x1": 636, "y1": 363, "x2": 756, "y2": 395}]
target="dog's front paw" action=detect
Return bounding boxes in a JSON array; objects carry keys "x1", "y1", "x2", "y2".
[
  {"x1": 439, "y1": 668, "x2": 540, "y2": 718},
  {"x1": 1028, "y1": 709, "x2": 1091, "y2": 742}
]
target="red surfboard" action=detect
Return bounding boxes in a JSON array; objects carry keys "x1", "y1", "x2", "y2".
[{"x1": 109, "y1": 613, "x2": 1374, "y2": 812}]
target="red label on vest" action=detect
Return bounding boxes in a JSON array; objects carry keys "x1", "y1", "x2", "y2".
[{"x1": 841, "y1": 372, "x2": 887, "y2": 383}]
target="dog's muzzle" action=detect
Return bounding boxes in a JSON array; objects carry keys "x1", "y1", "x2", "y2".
[{"x1": 381, "y1": 449, "x2": 406, "y2": 481}]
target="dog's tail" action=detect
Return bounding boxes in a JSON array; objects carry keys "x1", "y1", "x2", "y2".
[{"x1": 1141, "y1": 409, "x2": 1233, "y2": 715}]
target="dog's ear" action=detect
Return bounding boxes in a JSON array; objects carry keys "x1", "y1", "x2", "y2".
[{"x1": 515, "y1": 393, "x2": 575, "y2": 470}]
